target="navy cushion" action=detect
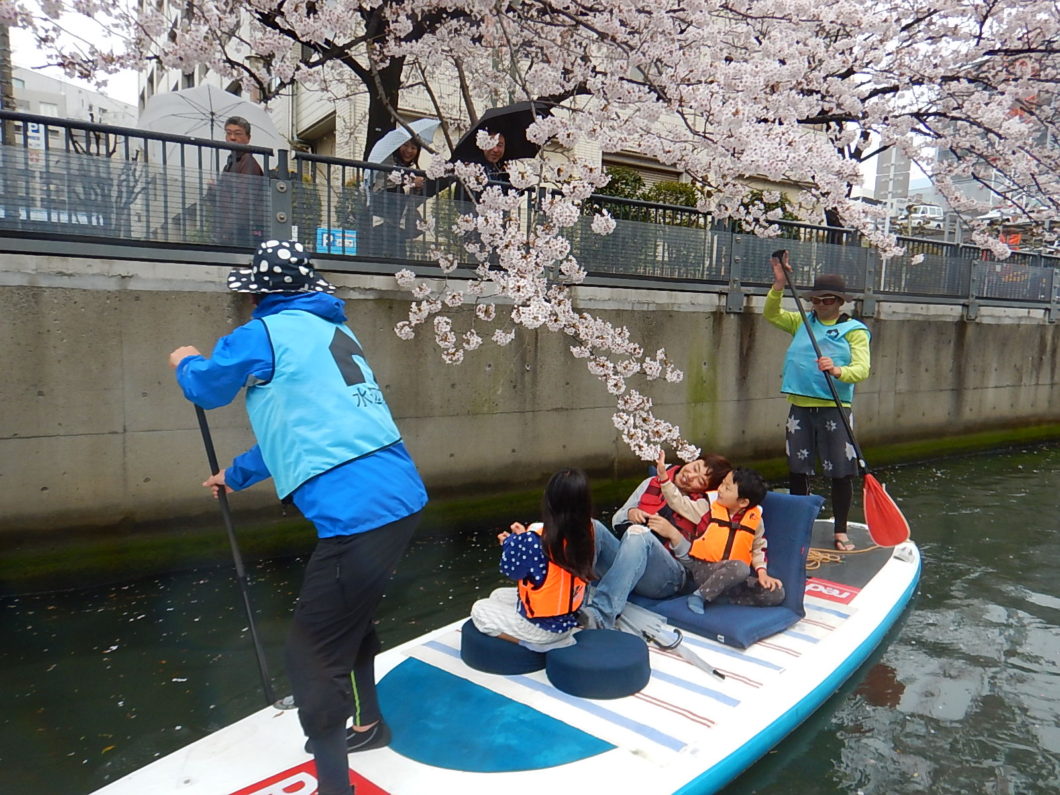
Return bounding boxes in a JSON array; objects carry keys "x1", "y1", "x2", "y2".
[
  {"x1": 545, "y1": 629, "x2": 650, "y2": 699},
  {"x1": 630, "y1": 491, "x2": 823, "y2": 649},
  {"x1": 460, "y1": 619, "x2": 546, "y2": 675}
]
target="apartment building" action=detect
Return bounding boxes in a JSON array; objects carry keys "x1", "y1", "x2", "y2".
[{"x1": 12, "y1": 65, "x2": 136, "y2": 126}]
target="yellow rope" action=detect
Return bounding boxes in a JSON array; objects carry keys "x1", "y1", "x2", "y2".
[{"x1": 805, "y1": 544, "x2": 881, "y2": 570}]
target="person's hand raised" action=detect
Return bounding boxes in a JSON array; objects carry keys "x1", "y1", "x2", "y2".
[
  {"x1": 498, "y1": 521, "x2": 530, "y2": 545},
  {"x1": 655, "y1": 450, "x2": 668, "y2": 482},
  {"x1": 770, "y1": 249, "x2": 791, "y2": 290}
]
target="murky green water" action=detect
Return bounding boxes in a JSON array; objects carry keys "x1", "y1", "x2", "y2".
[{"x1": 2, "y1": 445, "x2": 1058, "y2": 794}]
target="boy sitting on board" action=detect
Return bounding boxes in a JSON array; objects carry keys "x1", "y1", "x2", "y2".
[{"x1": 647, "y1": 467, "x2": 785, "y2": 613}]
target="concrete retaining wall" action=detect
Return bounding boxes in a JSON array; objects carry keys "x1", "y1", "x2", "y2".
[{"x1": 2, "y1": 251, "x2": 1057, "y2": 532}]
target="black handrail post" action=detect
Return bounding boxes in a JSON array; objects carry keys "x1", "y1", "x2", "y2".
[
  {"x1": 966, "y1": 257, "x2": 983, "y2": 321},
  {"x1": 726, "y1": 228, "x2": 746, "y2": 313},
  {"x1": 271, "y1": 148, "x2": 293, "y2": 241}
]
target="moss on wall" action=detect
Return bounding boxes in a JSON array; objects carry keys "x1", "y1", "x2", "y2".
[{"x1": 4, "y1": 426, "x2": 1057, "y2": 596}]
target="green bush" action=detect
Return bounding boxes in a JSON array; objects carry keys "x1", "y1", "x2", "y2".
[
  {"x1": 642, "y1": 180, "x2": 700, "y2": 208},
  {"x1": 597, "y1": 166, "x2": 645, "y2": 200}
]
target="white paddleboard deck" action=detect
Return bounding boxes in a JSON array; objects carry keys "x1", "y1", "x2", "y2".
[{"x1": 91, "y1": 523, "x2": 920, "y2": 795}]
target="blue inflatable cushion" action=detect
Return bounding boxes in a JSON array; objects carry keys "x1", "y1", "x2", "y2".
[
  {"x1": 545, "y1": 629, "x2": 650, "y2": 699},
  {"x1": 460, "y1": 619, "x2": 546, "y2": 675},
  {"x1": 630, "y1": 491, "x2": 823, "y2": 649}
]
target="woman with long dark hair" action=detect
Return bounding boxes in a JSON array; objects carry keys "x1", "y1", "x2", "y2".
[{"x1": 471, "y1": 469, "x2": 597, "y2": 649}]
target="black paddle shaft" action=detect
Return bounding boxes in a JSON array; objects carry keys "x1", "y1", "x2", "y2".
[
  {"x1": 195, "y1": 405, "x2": 277, "y2": 706},
  {"x1": 772, "y1": 250, "x2": 867, "y2": 474}
]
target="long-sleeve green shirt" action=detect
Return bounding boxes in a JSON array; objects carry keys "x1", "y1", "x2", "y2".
[{"x1": 764, "y1": 287, "x2": 870, "y2": 408}]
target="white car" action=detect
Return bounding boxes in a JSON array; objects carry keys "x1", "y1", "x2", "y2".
[{"x1": 903, "y1": 204, "x2": 944, "y2": 231}]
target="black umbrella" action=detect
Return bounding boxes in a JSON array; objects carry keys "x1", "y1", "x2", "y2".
[{"x1": 450, "y1": 101, "x2": 555, "y2": 163}]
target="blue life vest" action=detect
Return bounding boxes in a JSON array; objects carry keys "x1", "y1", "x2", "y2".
[
  {"x1": 781, "y1": 315, "x2": 870, "y2": 404},
  {"x1": 246, "y1": 310, "x2": 402, "y2": 498}
]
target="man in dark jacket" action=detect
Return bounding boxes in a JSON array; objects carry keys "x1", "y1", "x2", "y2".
[{"x1": 215, "y1": 116, "x2": 265, "y2": 246}]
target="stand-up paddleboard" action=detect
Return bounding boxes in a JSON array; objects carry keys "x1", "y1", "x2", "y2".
[{"x1": 90, "y1": 515, "x2": 920, "y2": 795}]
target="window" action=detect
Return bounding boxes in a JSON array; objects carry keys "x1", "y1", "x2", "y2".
[
  {"x1": 182, "y1": 72, "x2": 195, "y2": 89},
  {"x1": 12, "y1": 77, "x2": 24, "y2": 91},
  {"x1": 38, "y1": 102, "x2": 59, "y2": 117}
]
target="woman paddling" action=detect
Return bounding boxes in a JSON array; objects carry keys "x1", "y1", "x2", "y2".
[{"x1": 765, "y1": 252, "x2": 872, "y2": 551}]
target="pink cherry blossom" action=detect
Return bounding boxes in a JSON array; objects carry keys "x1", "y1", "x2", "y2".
[{"x1": 18, "y1": 0, "x2": 1060, "y2": 460}]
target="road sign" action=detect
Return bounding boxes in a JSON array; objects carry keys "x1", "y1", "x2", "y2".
[{"x1": 315, "y1": 226, "x2": 357, "y2": 255}]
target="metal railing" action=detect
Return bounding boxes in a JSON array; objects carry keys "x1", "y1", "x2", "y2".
[{"x1": 1, "y1": 110, "x2": 1056, "y2": 320}]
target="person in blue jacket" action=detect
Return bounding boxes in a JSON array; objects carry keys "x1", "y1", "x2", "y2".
[{"x1": 168, "y1": 240, "x2": 427, "y2": 795}]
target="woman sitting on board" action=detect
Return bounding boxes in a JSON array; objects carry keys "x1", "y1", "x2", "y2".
[{"x1": 471, "y1": 469, "x2": 598, "y2": 650}]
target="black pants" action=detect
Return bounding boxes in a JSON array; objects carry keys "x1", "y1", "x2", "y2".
[
  {"x1": 285, "y1": 511, "x2": 420, "y2": 795},
  {"x1": 790, "y1": 472, "x2": 854, "y2": 535}
]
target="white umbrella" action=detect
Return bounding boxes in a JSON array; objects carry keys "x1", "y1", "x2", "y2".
[
  {"x1": 138, "y1": 84, "x2": 285, "y2": 155},
  {"x1": 366, "y1": 118, "x2": 441, "y2": 164}
]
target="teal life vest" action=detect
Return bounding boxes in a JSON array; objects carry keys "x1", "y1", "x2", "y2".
[
  {"x1": 246, "y1": 310, "x2": 402, "y2": 498},
  {"x1": 781, "y1": 314, "x2": 869, "y2": 404}
]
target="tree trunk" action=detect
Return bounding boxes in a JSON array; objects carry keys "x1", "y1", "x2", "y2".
[{"x1": 362, "y1": 56, "x2": 405, "y2": 160}]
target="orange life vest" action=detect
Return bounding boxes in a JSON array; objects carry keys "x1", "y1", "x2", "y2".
[
  {"x1": 688, "y1": 503, "x2": 762, "y2": 565},
  {"x1": 517, "y1": 524, "x2": 588, "y2": 619}
]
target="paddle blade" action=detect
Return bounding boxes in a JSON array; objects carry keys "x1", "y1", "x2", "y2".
[{"x1": 863, "y1": 474, "x2": 910, "y2": 546}]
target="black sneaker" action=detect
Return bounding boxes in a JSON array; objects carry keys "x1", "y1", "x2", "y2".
[
  {"x1": 346, "y1": 721, "x2": 391, "y2": 752},
  {"x1": 304, "y1": 721, "x2": 392, "y2": 754}
]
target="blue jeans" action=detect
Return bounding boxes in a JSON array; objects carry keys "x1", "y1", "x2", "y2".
[{"x1": 585, "y1": 521, "x2": 688, "y2": 628}]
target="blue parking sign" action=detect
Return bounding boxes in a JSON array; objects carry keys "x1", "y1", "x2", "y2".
[{"x1": 316, "y1": 227, "x2": 357, "y2": 255}]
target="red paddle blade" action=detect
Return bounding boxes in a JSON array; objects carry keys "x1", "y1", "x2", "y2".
[{"x1": 863, "y1": 474, "x2": 910, "y2": 546}]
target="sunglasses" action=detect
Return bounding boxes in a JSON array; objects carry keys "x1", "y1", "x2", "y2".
[{"x1": 809, "y1": 296, "x2": 839, "y2": 306}]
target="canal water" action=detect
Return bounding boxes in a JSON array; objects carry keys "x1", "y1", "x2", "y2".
[{"x1": 2, "y1": 445, "x2": 1058, "y2": 794}]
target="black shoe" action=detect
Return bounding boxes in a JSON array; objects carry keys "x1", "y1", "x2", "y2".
[
  {"x1": 346, "y1": 721, "x2": 391, "y2": 752},
  {"x1": 305, "y1": 721, "x2": 392, "y2": 754}
]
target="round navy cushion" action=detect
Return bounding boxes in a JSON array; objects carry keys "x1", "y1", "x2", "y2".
[
  {"x1": 545, "y1": 629, "x2": 650, "y2": 699},
  {"x1": 460, "y1": 619, "x2": 547, "y2": 675}
]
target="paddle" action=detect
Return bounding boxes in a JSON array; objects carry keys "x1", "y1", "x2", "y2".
[
  {"x1": 195, "y1": 405, "x2": 277, "y2": 706},
  {"x1": 771, "y1": 250, "x2": 910, "y2": 547}
]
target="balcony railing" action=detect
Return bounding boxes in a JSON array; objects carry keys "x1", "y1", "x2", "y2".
[{"x1": 1, "y1": 109, "x2": 1056, "y2": 318}]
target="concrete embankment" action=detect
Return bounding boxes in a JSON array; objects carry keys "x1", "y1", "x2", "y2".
[{"x1": 2, "y1": 250, "x2": 1058, "y2": 545}]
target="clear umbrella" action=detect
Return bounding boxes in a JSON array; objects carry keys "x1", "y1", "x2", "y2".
[
  {"x1": 366, "y1": 118, "x2": 441, "y2": 164},
  {"x1": 138, "y1": 84, "x2": 284, "y2": 167}
]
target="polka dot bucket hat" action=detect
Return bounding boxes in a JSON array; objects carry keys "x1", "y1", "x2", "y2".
[{"x1": 226, "y1": 240, "x2": 335, "y2": 294}]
